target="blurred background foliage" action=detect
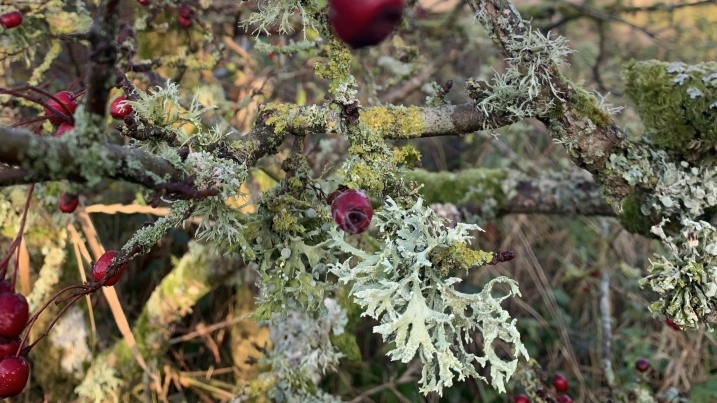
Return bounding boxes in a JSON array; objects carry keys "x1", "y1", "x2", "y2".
[{"x1": 1, "y1": 0, "x2": 717, "y2": 402}]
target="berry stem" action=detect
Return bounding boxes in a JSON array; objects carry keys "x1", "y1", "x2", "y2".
[{"x1": 20, "y1": 294, "x2": 85, "y2": 355}]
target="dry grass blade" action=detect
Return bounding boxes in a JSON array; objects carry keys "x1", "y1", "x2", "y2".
[
  {"x1": 67, "y1": 224, "x2": 97, "y2": 351},
  {"x1": 84, "y1": 203, "x2": 170, "y2": 216},
  {"x1": 18, "y1": 236, "x2": 30, "y2": 295}
]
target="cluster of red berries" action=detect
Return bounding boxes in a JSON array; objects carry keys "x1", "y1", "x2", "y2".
[
  {"x1": 42, "y1": 90, "x2": 132, "y2": 214},
  {"x1": 328, "y1": 0, "x2": 404, "y2": 49},
  {"x1": 329, "y1": 188, "x2": 374, "y2": 234},
  {"x1": 0, "y1": 281, "x2": 30, "y2": 398}
]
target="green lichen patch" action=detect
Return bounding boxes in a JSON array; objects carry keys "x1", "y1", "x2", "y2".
[
  {"x1": 430, "y1": 241, "x2": 494, "y2": 276},
  {"x1": 359, "y1": 105, "x2": 425, "y2": 139},
  {"x1": 569, "y1": 83, "x2": 611, "y2": 127},
  {"x1": 624, "y1": 60, "x2": 717, "y2": 159},
  {"x1": 403, "y1": 168, "x2": 507, "y2": 207},
  {"x1": 313, "y1": 38, "x2": 356, "y2": 102}
]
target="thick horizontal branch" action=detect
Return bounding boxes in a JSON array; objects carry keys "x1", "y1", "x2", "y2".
[
  {"x1": 0, "y1": 126, "x2": 184, "y2": 188},
  {"x1": 405, "y1": 168, "x2": 615, "y2": 217}
]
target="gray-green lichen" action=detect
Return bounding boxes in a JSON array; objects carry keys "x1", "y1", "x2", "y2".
[{"x1": 327, "y1": 197, "x2": 528, "y2": 396}]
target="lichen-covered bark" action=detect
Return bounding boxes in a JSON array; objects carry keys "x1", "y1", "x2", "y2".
[{"x1": 404, "y1": 168, "x2": 615, "y2": 217}]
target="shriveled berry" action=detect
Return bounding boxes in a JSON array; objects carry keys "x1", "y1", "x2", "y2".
[
  {"x1": 59, "y1": 193, "x2": 79, "y2": 214},
  {"x1": 44, "y1": 91, "x2": 77, "y2": 125},
  {"x1": 328, "y1": 0, "x2": 404, "y2": 49},
  {"x1": 635, "y1": 358, "x2": 651, "y2": 372},
  {"x1": 331, "y1": 189, "x2": 373, "y2": 234},
  {"x1": 514, "y1": 394, "x2": 530, "y2": 403},
  {"x1": 0, "y1": 11, "x2": 22, "y2": 29},
  {"x1": 0, "y1": 281, "x2": 12, "y2": 294},
  {"x1": 92, "y1": 250, "x2": 126, "y2": 286},
  {"x1": 0, "y1": 338, "x2": 20, "y2": 361},
  {"x1": 0, "y1": 293, "x2": 28, "y2": 338},
  {"x1": 178, "y1": 15, "x2": 192, "y2": 28},
  {"x1": 552, "y1": 373, "x2": 569, "y2": 393},
  {"x1": 665, "y1": 318, "x2": 681, "y2": 330},
  {"x1": 0, "y1": 356, "x2": 29, "y2": 398},
  {"x1": 556, "y1": 395, "x2": 573, "y2": 403},
  {"x1": 109, "y1": 96, "x2": 133, "y2": 119},
  {"x1": 55, "y1": 122, "x2": 74, "y2": 138}
]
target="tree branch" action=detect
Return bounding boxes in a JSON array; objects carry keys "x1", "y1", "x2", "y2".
[{"x1": 0, "y1": 126, "x2": 184, "y2": 189}]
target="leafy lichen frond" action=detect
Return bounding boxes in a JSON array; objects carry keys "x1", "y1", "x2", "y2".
[{"x1": 327, "y1": 198, "x2": 528, "y2": 395}]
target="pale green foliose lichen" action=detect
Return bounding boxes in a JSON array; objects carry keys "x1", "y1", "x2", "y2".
[
  {"x1": 641, "y1": 218, "x2": 717, "y2": 329},
  {"x1": 327, "y1": 198, "x2": 528, "y2": 396}
]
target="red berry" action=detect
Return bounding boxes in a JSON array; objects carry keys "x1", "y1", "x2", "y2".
[
  {"x1": 0, "y1": 11, "x2": 23, "y2": 29},
  {"x1": 92, "y1": 251, "x2": 126, "y2": 287},
  {"x1": 552, "y1": 373, "x2": 569, "y2": 393},
  {"x1": 328, "y1": 0, "x2": 404, "y2": 49},
  {"x1": 44, "y1": 91, "x2": 77, "y2": 125},
  {"x1": 590, "y1": 269, "x2": 600, "y2": 277},
  {"x1": 178, "y1": 15, "x2": 192, "y2": 28},
  {"x1": 178, "y1": 5, "x2": 193, "y2": 18},
  {"x1": 514, "y1": 394, "x2": 530, "y2": 403},
  {"x1": 635, "y1": 358, "x2": 651, "y2": 372},
  {"x1": 331, "y1": 189, "x2": 373, "y2": 234},
  {"x1": 556, "y1": 395, "x2": 573, "y2": 403},
  {"x1": 109, "y1": 96, "x2": 133, "y2": 119},
  {"x1": 0, "y1": 338, "x2": 20, "y2": 361},
  {"x1": 137, "y1": 0, "x2": 150, "y2": 5},
  {"x1": 59, "y1": 193, "x2": 79, "y2": 214},
  {"x1": 665, "y1": 318, "x2": 681, "y2": 330},
  {"x1": 0, "y1": 293, "x2": 28, "y2": 338},
  {"x1": 0, "y1": 356, "x2": 29, "y2": 398},
  {"x1": 0, "y1": 281, "x2": 12, "y2": 294},
  {"x1": 54, "y1": 122, "x2": 74, "y2": 138}
]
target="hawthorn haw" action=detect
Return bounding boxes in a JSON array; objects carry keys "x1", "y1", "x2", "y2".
[
  {"x1": 665, "y1": 318, "x2": 681, "y2": 330},
  {"x1": 178, "y1": 15, "x2": 192, "y2": 28},
  {"x1": 552, "y1": 373, "x2": 569, "y2": 393},
  {"x1": 328, "y1": 0, "x2": 404, "y2": 48},
  {"x1": 178, "y1": 5, "x2": 193, "y2": 18},
  {"x1": 109, "y1": 96, "x2": 133, "y2": 119},
  {"x1": 0, "y1": 11, "x2": 22, "y2": 30},
  {"x1": 0, "y1": 338, "x2": 19, "y2": 361},
  {"x1": 556, "y1": 395, "x2": 573, "y2": 403},
  {"x1": 514, "y1": 394, "x2": 530, "y2": 403},
  {"x1": 137, "y1": 0, "x2": 150, "y2": 4},
  {"x1": 54, "y1": 122, "x2": 74, "y2": 138},
  {"x1": 44, "y1": 91, "x2": 77, "y2": 125},
  {"x1": 635, "y1": 358, "x2": 651, "y2": 372},
  {"x1": 92, "y1": 250, "x2": 126, "y2": 286},
  {"x1": 58, "y1": 193, "x2": 79, "y2": 214},
  {"x1": 0, "y1": 293, "x2": 28, "y2": 338},
  {"x1": 0, "y1": 356, "x2": 30, "y2": 398},
  {"x1": 331, "y1": 189, "x2": 373, "y2": 234}
]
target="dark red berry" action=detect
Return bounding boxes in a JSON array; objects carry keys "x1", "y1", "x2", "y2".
[
  {"x1": 590, "y1": 269, "x2": 600, "y2": 277},
  {"x1": 59, "y1": 193, "x2": 79, "y2": 214},
  {"x1": 109, "y1": 96, "x2": 133, "y2": 119},
  {"x1": 514, "y1": 394, "x2": 530, "y2": 403},
  {"x1": 0, "y1": 293, "x2": 28, "y2": 338},
  {"x1": 328, "y1": 0, "x2": 404, "y2": 49},
  {"x1": 331, "y1": 189, "x2": 373, "y2": 234},
  {"x1": 635, "y1": 358, "x2": 651, "y2": 372},
  {"x1": 665, "y1": 318, "x2": 681, "y2": 330},
  {"x1": 0, "y1": 281, "x2": 12, "y2": 294},
  {"x1": 556, "y1": 395, "x2": 573, "y2": 403},
  {"x1": 0, "y1": 338, "x2": 20, "y2": 361},
  {"x1": 44, "y1": 91, "x2": 77, "y2": 125},
  {"x1": 0, "y1": 356, "x2": 29, "y2": 398},
  {"x1": 178, "y1": 15, "x2": 192, "y2": 28},
  {"x1": 0, "y1": 11, "x2": 23, "y2": 29},
  {"x1": 92, "y1": 250, "x2": 126, "y2": 287},
  {"x1": 137, "y1": 0, "x2": 150, "y2": 5},
  {"x1": 54, "y1": 122, "x2": 74, "y2": 138},
  {"x1": 552, "y1": 373, "x2": 569, "y2": 393},
  {"x1": 178, "y1": 5, "x2": 193, "y2": 18}
]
